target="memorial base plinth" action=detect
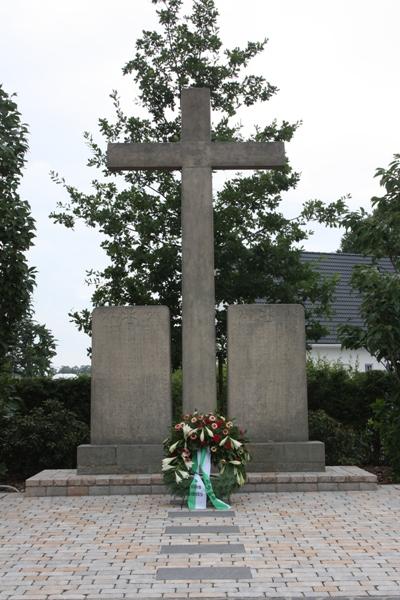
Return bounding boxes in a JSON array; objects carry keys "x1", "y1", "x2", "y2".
[
  {"x1": 248, "y1": 441, "x2": 325, "y2": 472},
  {"x1": 77, "y1": 444, "x2": 164, "y2": 474},
  {"x1": 25, "y1": 466, "x2": 377, "y2": 497}
]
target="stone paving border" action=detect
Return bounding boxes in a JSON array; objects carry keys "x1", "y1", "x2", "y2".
[
  {"x1": 160, "y1": 543, "x2": 246, "y2": 554},
  {"x1": 165, "y1": 525, "x2": 240, "y2": 534},
  {"x1": 156, "y1": 566, "x2": 253, "y2": 580},
  {"x1": 25, "y1": 465, "x2": 377, "y2": 496},
  {"x1": 168, "y1": 510, "x2": 235, "y2": 518}
]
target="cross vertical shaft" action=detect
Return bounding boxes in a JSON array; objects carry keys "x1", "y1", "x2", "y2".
[{"x1": 181, "y1": 88, "x2": 216, "y2": 413}]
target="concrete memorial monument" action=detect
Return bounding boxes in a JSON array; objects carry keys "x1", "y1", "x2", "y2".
[
  {"x1": 228, "y1": 304, "x2": 325, "y2": 471},
  {"x1": 106, "y1": 87, "x2": 285, "y2": 413},
  {"x1": 77, "y1": 306, "x2": 171, "y2": 473},
  {"x1": 77, "y1": 87, "x2": 324, "y2": 475}
]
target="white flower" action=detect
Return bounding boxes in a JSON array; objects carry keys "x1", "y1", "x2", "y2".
[
  {"x1": 236, "y1": 471, "x2": 245, "y2": 485},
  {"x1": 182, "y1": 424, "x2": 194, "y2": 439},
  {"x1": 183, "y1": 459, "x2": 193, "y2": 470},
  {"x1": 169, "y1": 440, "x2": 180, "y2": 453},
  {"x1": 162, "y1": 457, "x2": 177, "y2": 472},
  {"x1": 162, "y1": 464, "x2": 175, "y2": 472},
  {"x1": 230, "y1": 438, "x2": 242, "y2": 449}
]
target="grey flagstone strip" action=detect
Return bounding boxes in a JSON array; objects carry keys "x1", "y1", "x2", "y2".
[
  {"x1": 156, "y1": 566, "x2": 252, "y2": 580},
  {"x1": 160, "y1": 542, "x2": 245, "y2": 554},
  {"x1": 165, "y1": 525, "x2": 240, "y2": 534},
  {"x1": 168, "y1": 510, "x2": 235, "y2": 518}
]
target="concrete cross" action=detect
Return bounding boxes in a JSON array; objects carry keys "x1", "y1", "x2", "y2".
[{"x1": 107, "y1": 87, "x2": 286, "y2": 414}]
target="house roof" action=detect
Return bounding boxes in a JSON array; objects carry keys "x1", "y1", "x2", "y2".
[{"x1": 300, "y1": 251, "x2": 395, "y2": 344}]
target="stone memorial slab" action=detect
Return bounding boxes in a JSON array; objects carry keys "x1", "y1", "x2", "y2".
[
  {"x1": 77, "y1": 306, "x2": 171, "y2": 474},
  {"x1": 227, "y1": 304, "x2": 325, "y2": 471}
]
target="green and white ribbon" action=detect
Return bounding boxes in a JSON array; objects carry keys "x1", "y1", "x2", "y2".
[{"x1": 187, "y1": 447, "x2": 231, "y2": 511}]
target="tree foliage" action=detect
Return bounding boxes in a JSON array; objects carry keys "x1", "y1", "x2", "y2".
[
  {"x1": 57, "y1": 365, "x2": 91, "y2": 375},
  {"x1": 7, "y1": 318, "x2": 56, "y2": 377},
  {"x1": 338, "y1": 154, "x2": 400, "y2": 380},
  {"x1": 50, "y1": 0, "x2": 342, "y2": 367},
  {"x1": 0, "y1": 84, "x2": 55, "y2": 376}
]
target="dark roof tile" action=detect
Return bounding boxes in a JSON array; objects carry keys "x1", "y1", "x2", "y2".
[{"x1": 301, "y1": 251, "x2": 395, "y2": 344}]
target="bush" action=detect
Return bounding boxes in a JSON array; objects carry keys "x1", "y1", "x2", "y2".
[
  {"x1": 309, "y1": 409, "x2": 369, "y2": 465},
  {"x1": 371, "y1": 395, "x2": 400, "y2": 481},
  {"x1": 12, "y1": 376, "x2": 91, "y2": 424},
  {"x1": 0, "y1": 376, "x2": 90, "y2": 480},
  {"x1": 171, "y1": 369, "x2": 182, "y2": 421},
  {"x1": 0, "y1": 361, "x2": 395, "y2": 480},
  {"x1": 307, "y1": 358, "x2": 393, "y2": 429},
  {"x1": 1, "y1": 398, "x2": 89, "y2": 479}
]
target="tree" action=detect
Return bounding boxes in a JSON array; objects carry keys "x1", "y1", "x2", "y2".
[
  {"x1": 338, "y1": 154, "x2": 400, "y2": 478},
  {"x1": 50, "y1": 0, "x2": 342, "y2": 371},
  {"x1": 57, "y1": 365, "x2": 91, "y2": 375},
  {"x1": 8, "y1": 318, "x2": 56, "y2": 377},
  {"x1": 0, "y1": 85, "x2": 56, "y2": 376},
  {"x1": 338, "y1": 154, "x2": 400, "y2": 380}
]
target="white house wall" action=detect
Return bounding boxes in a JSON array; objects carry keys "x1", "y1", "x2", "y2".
[{"x1": 308, "y1": 344, "x2": 386, "y2": 372}]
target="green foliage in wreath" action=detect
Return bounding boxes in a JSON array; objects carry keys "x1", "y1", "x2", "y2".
[{"x1": 162, "y1": 411, "x2": 251, "y2": 499}]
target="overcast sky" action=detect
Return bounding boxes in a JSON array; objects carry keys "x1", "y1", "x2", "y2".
[{"x1": 1, "y1": 0, "x2": 399, "y2": 368}]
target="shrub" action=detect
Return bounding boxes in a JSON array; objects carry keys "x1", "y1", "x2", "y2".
[
  {"x1": 1, "y1": 398, "x2": 89, "y2": 479},
  {"x1": 171, "y1": 369, "x2": 182, "y2": 420},
  {"x1": 309, "y1": 409, "x2": 369, "y2": 465},
  {"x1": 370, "y1": 395, "x2": 400, "y2": 481},
  {"x1": 12, "y1": 376, "x2": 91, "y2": 424},
  {"x1": 307, "y1": 358, "x2": 393, "y2": 429}
]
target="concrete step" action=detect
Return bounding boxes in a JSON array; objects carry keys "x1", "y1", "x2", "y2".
[{"x1": 25, "y1": 465, "x2": 377, "y2": 497}]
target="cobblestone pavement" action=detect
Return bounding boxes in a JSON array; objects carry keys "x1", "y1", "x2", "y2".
[{"x1": 1, "y1": 486, "x2": 400, "y2": 599}]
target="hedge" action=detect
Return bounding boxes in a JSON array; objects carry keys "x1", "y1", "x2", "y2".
[{"x1": 1, "y1": 362, "x2": 398, "y2": 480}]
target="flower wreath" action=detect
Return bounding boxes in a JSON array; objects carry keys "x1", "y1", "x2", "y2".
[{"x1": 162, "y1": 411, "x2": 250, "y2": 507}]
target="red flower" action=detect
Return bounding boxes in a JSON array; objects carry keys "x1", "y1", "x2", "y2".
[
  {"x1": 225, "y1": 440, "x2": 232, "y2": 450},
  {"x1": 212, "y1": 434, "x2": 221, "y2": 443}
]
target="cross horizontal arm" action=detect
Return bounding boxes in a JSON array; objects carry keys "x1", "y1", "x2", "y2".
[
  {"x1": 107, "y1": 142, "x2": 183, "y2": 171},
  {"x1": 210, "y1": 141, "x2": 285, "y2": 170},
  {"x1": 107, "y1": 140, "x2": 286, "y2": 171}
]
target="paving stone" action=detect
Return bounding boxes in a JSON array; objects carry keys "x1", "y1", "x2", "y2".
[
  {"x1": 156, "y1": 566, "x2": 252, "y2": 580},
  {"x1": 165, "y1": 525, "x2": 240, "y2": 534},
  {"x1": 160, "y1": 543, "x2": 245, "y2": 554},
  {"x1": 2, "y1": 487, "x2": 400, "y2": 599}
]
